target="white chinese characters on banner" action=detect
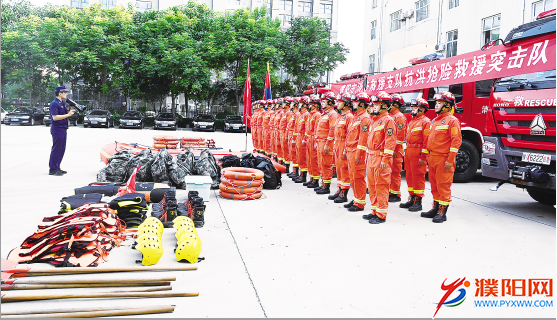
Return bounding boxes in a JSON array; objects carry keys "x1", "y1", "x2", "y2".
[
  {"x1": 527, "y1": 40, "x2": 549, "y2": 66},
  {"x1": 508, "y1": 46, "x2": 529, "y2": 69},
  {"x1": 487, "y1": 51, "x2": 506, "y2": 73}
]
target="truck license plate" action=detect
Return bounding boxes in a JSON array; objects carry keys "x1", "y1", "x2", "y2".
[{"x1": 522, "y1": 152, "x2": 551, "y2": 165}]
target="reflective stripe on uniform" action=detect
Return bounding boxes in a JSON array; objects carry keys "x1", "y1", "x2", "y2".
[
  {"x1": 450, "y1": 147, "x2": 459, "y2": 153},
  {"x1": 384, "y1": 149, "x2": 394, "y2": 155},
  {"x1": 411, "y1": 127, "x2": 423, "y2": 132},
  {"x1": 357, "y1": 145, "x2": 367, "y2": 151},
  {"x1": 435, "y1": 125, "x2": 449, "y2": 130},
  {"x1": 374, "y1": 125, "x2": 385, "y2": 131}
]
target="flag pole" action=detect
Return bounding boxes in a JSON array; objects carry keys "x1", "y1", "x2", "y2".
[{"x1": 244, "y1": 59, "x2": 249, "y2": 153}]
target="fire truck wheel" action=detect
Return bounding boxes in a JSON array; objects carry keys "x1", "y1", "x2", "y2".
[
  {"x1": 526, "y1": 187, "x2": 556, "y2": 206},
  {"x1": 454, "y1": 139, "x2": 479, "y2": 183}
]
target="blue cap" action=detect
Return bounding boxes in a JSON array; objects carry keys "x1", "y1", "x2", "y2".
[{"x1": 55, "y1": 85, "x2": 69, "y2": 92}]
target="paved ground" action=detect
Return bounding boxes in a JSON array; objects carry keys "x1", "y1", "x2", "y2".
[{"x1": 1, "y1": 123, "x2": 555, "y2": 318}]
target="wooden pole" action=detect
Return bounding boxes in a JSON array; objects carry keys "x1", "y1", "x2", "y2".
[
  {"x1": 2, "y1": 305, "x2": 176, "y2": 318},
  {"x1": 1, "y1": 290, "x2": 199, "y2": 302},
  {"x1": 1, "y1": 281, "x2": 171, "y2": 290},
  {"x1": 4, "y1": 265, "x2": 197, "y2": 277},
  {"x1": 2, "y1": 276, "x2": 175, "y2": 284},
  {"x1": 2, "y1": 304, "x2": 173, "y2": 315}
]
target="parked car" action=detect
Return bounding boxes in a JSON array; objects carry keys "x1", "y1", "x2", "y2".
[
  {"x1": 193, "y1": 114, "x2": 216, "y2": 132},
  {"x1": 1, "y1": 107, "x2": 6, "y2": 124},
  {"x1": 83, "y1": 110, "x2": 115, "y2": 128},
  {"x1": 154, "y1": 113, "x2": 177, "y2": 130},
  {"x1": 4, "y1": 107, "x2": 44, "y2": 126},
  {"x1": 119, "y1": 111, "x2": 144, "y2": 129},
  {"x1": 43, "y1": 106, "x2": 79, "y2": 126},
  {"x1": 223, "y1": 115, "x2": 245, "y2": 132}
]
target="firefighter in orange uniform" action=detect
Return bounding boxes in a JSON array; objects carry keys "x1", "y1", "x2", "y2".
[
  {"x1": 268, "y1": 100, "x2": 277, "y2": 157},
  {"x1": 399, "y1": 98, "x2": 431, "y2": 212},
  {"x1": 328, "y1": 93, "x2": 354, "y2": 203},
  {"x1": 344, "y1": 92, "x2": 372, "y2": 211},
  {"x1": 287, "y1": 98, "x2": 301, "y2": 179},
  {"x1": 421, "y1": 91, "x2": 462, "y2": 223},
  {"x1": 278, "y1": 98, "x2": 290, "y2": 169},
  {"x1": 249, "y1": 101, "x2": 258, "y2": 152},
  {"x1": 362, "y1": 91, "x2": 397, "y2": 224},
  {"x1": 273, "y1": 99, "x2": 284, "y2": 162},
  {"x1": 304, "y1": 95, "x2": 323, "y2": 188},
  {"x1": 293, "y1": 97, "x2": 310, "y2": 183},
  {"x1": 314, "y1": 92, "x2": 338, "y2": 194},
  {"x1": 261, "y1": 100, "x2": 271, "y2": 155},
  {"x1": 256, "y1": 101, "x2": 265, "y2": 153},
  {"x1": 388, "y1": 93, "x2": 408, "y2": 203}
]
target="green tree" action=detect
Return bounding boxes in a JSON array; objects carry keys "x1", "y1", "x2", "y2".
[{"x1": 279, "y1": 16, "x2": 348, "y2": 93}]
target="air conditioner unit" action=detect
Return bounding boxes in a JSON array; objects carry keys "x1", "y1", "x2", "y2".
[{"x1": 435, "y1": 43, "x2": 445, "y2": 52}]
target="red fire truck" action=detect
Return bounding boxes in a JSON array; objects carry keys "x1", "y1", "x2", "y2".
[
  {"x1": 481, "y1": 10, "x2": 556, "y2": 205},
  {"x1": 326, "y1": 12, "x2": 555, "y2": 186}
]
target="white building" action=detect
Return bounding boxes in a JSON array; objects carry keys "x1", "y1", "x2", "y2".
[{"x1": 348, "y1": 0, "x2": 555, "y2": 78}]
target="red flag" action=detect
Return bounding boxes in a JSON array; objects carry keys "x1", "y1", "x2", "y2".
[
  {"x1": 243, "y1": 60, "x2": 252, "y2": 128},
  {"x1": 116, "y1": 166, "x2": 139, "y2": 197},
  {"x1": 263, "y1": 62, "x2": 272, "y2": 100}
]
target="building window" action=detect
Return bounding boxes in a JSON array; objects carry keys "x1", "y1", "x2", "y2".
[
  {"x1": 415, "y1": 0, "x2": 429, "y2": 22},
  {"x1": 372, "y1": 0, "x2": 377, "y2": 8},
  {"x1": 446, "y1": 29, "x2": 458, "y2": 58},
  {"x1": 449, "y1": 0, "x2": 459, "y2": 9},
  {"x1": 390, "y1": 10, "x2": 401, "y2": 31},
  {"x1": 299, "y1": 1, "x2": 312, "y2": 13},
  {"x1": 370, "y1": 20, "x2": 376, "y2": 40},
  {"x1": 369, "y1": 55, "x2": 375, "y2": 74},
  {"x1": 320, "y1": 3, "x2": 332, "y2": 14},
  {"x1": 482, "y1": 14, "x2": 501, "y2": 46},
  {"x1": 280, "y1": 14, "x2": 292, "y2": 28},
  {"x1": 280, "y1": 0, "x2": 293, "y2": 12},
  {"x1": 533, "y1": 0, "x2": 555, "y2": 20},
  {"x1": 228, "y1": 0, "x2": 241, "y2": 5},
  {"x1": 146, "y1": 1, "x2": 151, "y2": 8}
]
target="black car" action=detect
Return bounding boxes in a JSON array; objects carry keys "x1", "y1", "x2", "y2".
[
  {"x1": 43, "y1": 107, "x2": 79, "y2": 126},
  {"x1": 154, "y1": 113, "x2": 177, "y2": 130},
  {"x1": 223, "y1": 115, "x2": 246, "y2": 132},
  {"x1": 193, "y1": 114, "x2": 216, "y2": 132},
  {"x1": 4, "y1": 107, "x2": 44, "y2": 126},
  {"x1": 83, "y1": 110, "x2": 115, "y2": 128},
  {"x1": 119, "y1": 111, "x2": 144, "y2": 129}
]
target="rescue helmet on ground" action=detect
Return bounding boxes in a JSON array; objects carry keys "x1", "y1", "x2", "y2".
[
  {"x1": 143, "y1": 217, "x2": 164, "y2": 229},
  {"x1": 135, "y1": 234, "x2": 162, "y2": 247},
  {"x1": 136, "y1": 227, "x2": 162, "y2": 238},
  {"x1": 176, "y1": 236, "x2": 202, "y2": 263},
  {"x1": 136, "y1": 241, "x2": 164, "y2": 266}
]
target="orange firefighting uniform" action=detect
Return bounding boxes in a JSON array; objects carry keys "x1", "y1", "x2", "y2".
[
  {"x1": 366, "y1": 112, "x2": 397, "y2": 219},
  {"x1": 404, "y1": 114, "x2": 431, "y2": 198},
  {"x1": 279, "y1": 108, "x2": 290, "y2": 163},
  {"x1": 251, "y1": 110, "x2": 259, "y2": 151},
  {"x1": 261, "y1": 109, "x2": 270, "y2": 154},
  {"x1": 389, "y1": 108, "x2": 407, "y2": 199},
  {"x1": 266, "y1": 109, "x2": 275, "y2": 155},
  {"x1": 333, "y1": 110, "x2": 354, "y2": 190},
  {"x1": 306, "y1": 109, "x2": 322, "y2": 180},
  {"x1": 295, "y1": 109, "x2": 310, "y2": 173},
  {"x1": 273, "y1": 109, "x2": 283, "y2": 159},
  {"x1": 256, "y1": 109, "x2": 265, "y2": 152},
  {"x1": 346, "y1": 109, "x2": 372, "y2": 208},
  {"x1": 424, "y1": 112, "x2": 462, "y2": 206},
  {"x1": 315, "y1": 108, "x2": 338, "y2": 185},
  {"x1": 288, "y1": 110, "x2": 300, "y2": 169}
]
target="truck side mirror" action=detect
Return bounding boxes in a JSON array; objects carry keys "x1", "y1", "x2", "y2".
[{"x1": 454, "y1": 106, "x2": 464, "y2": 114}]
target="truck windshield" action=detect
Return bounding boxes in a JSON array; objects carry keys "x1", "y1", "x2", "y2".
[{"x1": 494, "y1": 70, "x2": 556, "y2": 92}]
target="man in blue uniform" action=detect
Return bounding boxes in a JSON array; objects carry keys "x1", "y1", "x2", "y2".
[{"x1": 49, "y1": 86, "x2": 75, "y2": 176}]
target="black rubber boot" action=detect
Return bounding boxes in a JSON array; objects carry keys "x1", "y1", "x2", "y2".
[
  {"x1": 432, "y1": 204, "x2": 448, "y2": 223},
  {"x1": 408, "y1": 196, "x2": 423, "y2": 212},
  {"x1": 399, "y1": 195, "x2": 416, "y2": 209},
  {"x1": 333, "y1": 189, "x2": 348, "y2": 203},
  {"x1": 307, "y1": 179, "x2": 319, "y2": 188},
  {"x1": 328, "y1": 187, "x2": 341, "y2": 200},
  {"x1": 294, "y1": 172, "x2": 307, "y2": 183},
  {"x1": 369, "y1": 215, "x2": 386, "y2": 224},
  {"x1": 287, "y1": 167, "x2": 298, "y2": 178},
  {"x1": 388, "y1": 193, "x2": 401, "y2": 202},
  {"x1": 316, "y1": 183, "x2": 331, "y2": 194},
  {"x1": 421, "y1": 201, "x2": 440, "y2": 218},
  {"x1": 362, "y1": 213, "x2": 374, "y2": 220},
  {"x1": 314, "y1": 182, "x2": 323, "y2": 192},
  {"x1": 303, "y1": 178, "x2": 313, "y2": 186},
  {"x1": 348, "y1": 205, "x2": 364, "y2": 212},
  {"x1": 343, "y1": 200, "x2": 354, "y2": 208}
]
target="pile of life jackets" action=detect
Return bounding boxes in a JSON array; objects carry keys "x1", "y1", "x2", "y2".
[
  {"x1": 219, "y1": 167, "x2": 264, "y2": 200},
  {"x1": 180, "y1": 137, "x2": 206, "y2": 149},
  {"x1": 7, "y1": 203, "x2": 126, "y2": 267},
  {"x1": 153, "y1": 135, "x2": 180, "y2": 149}
]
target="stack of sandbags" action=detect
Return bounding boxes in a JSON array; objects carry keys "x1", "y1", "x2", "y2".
[
  {"x1": 153, "y1": 135, "x2": 179, "y2": 149},
  {"x1": 180, "y1": 137, "x2": 205, "y2": 149}
]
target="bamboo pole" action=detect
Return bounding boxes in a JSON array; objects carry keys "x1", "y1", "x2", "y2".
[
  {"x1": 1, "y1": 281, "x2": 171, "y2": 290},
  {"x1": 2, "y1": 276, "x2": 175, "y2": 285},
  {"x1": 2, "y1": 304, "x2": 173, "y2": 315},
  {"x1": 1, "y1": 290, "x2": 199, "y2": 302},
  {"x1": 4, "y1": 265, "x2": 197, "y2": 277},
  {"x1": 2, "y1": 305, "x2": 176, "y2": 318}
]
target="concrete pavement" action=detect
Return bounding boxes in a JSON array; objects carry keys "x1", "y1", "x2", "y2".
[{"x1": 1, "y1": 124, "x2": 554, "y2": 318}]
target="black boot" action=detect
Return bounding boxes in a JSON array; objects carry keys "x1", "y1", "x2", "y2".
[
  {"x1": 333, "y1": 189, "x2": 348, "y2": 203},
  {"x1": 362, "y1": 213, "x2": 374, "y2": 220},
  {"x1": 343, "y1": 200, "x2": 354, "y2": 208},
  {"x1": 314, "y1": 181, "x2": 323, "y2": 192},
  {"x1": 408, "y1": 196, "x2": 423, "y2": 212},
  {"x1": 432, "y1": 204, "x2": 448, "y2": 223},
  {"x1": 316, "y1": 183, "x2": 331, "y2": 194},
  {"x1": 307, "y1": 179, "x2": 319, "y2": 188},
  {"x1": 284, "y1": 163, "x2": 290, "y2": 174},
  {"x1": 369, "y1": 215, "x2": 386, "y2": 224},
  {"x1": 303, "y1": 178, "x2": 313, "y2": 186},
  {"x1": 421, "y1": 201, "x2": 440, "y2": 218},
  {"x1": 388, "y1": 193, "x2": 401, "y2": 202},
  {"x1": 348, "y1": 204, "x2": 364, "y2": 212},
  {"x1": 328, "y1": 187, "x2": 341, "y2": 200},
  {"x1": 399, "y1": 195, "x2": 416, "y2": 209},
  {"x1": 294, "y1": 171, "x2": 307, "y2": 183},
  {"x1": 287, "y1": 167, "x2": 298, "y2": 178}
]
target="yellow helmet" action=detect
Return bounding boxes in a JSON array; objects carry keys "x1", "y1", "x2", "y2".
[
  {"x1": 136, "y1": 241, "x2": 164, "y2": 266},
  {"x1": 135, "y1": 234, "x2": 162, "y2": 247},
  {"x1": 173, "y1": 216, "x2": 194, "y2": 224},
  {"x1": 143, "y1": 217, "x2": 164, "y2": 228},
  {"x1": 175, "y1": 225, "x2": 198, "y2": 241},
  {"x1": 176, "y1": 236, "x2": 202, "y2": 263},
  {"x1": 173, "y1": 220, "x2": 195, "y2": 230},
  {"x1": 138, "y1": 222, "x2": 164, "y2": 234},
  {"x1": 178, "y1": 231, "x2": 198, "y2": 244},
  {"x1": 136, "y1": 227, "x2": 162, "y2": 238}
]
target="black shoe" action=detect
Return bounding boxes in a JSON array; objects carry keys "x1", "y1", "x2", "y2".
[
  {"x1": 328, "y1": 187, "x2": 341, "y2": 200},
  {"x1": 316, "y1": 184, "x2": 331, "y2": 194},
  {"x1": 432, "y1": 205, "x2": 448, "y2": 223},
  {"x1": 303, "y1": 178, "x2": 313, "y2": 186},
  {"x1": 314, "y1": 185, "x2": 323, "y2": 192},
  {"x1": 50, "y1": 170, "x2": 65, "y2": 176},
  {"x1": 348, "y1": 205, "x2": 364, "y2": 212},
  {"x1": 294, "y1": 172, "x2": 307, "y2": 183},
  {"x1": 421, "y1": 201, "x2": 440, "y2": 218},
  {"x1": 388, "y1": 193, "x2": 401, "y2": 202},
  {"x1": 399, "y1": 195, "x2": 415, "y2": 208},
  {"x1": 59, "y1": 169, "x2": 67, "y2": 174},
  {"x1": 408, "y1": 196, "x2": 423, "y2": 212},
  {"x1": 369, "y1": 215, "x2": 386, "y2": 224},
  {"x1": 307, "y1": 180, "x2": 319, "y2": 188},
  {"x1": 333, "y1": 189, "x2": 348, "y2": 203},
  {"x1": 343, "y1": 200, "x2": 354, "y2": 208},
  {"x1": 362, "y1": 214, "x2": 374, "y2": 220}
]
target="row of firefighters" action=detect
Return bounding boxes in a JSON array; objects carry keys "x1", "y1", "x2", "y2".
[{"x1": 249, "y1": 91, "x2": 462, "y2": 224}]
